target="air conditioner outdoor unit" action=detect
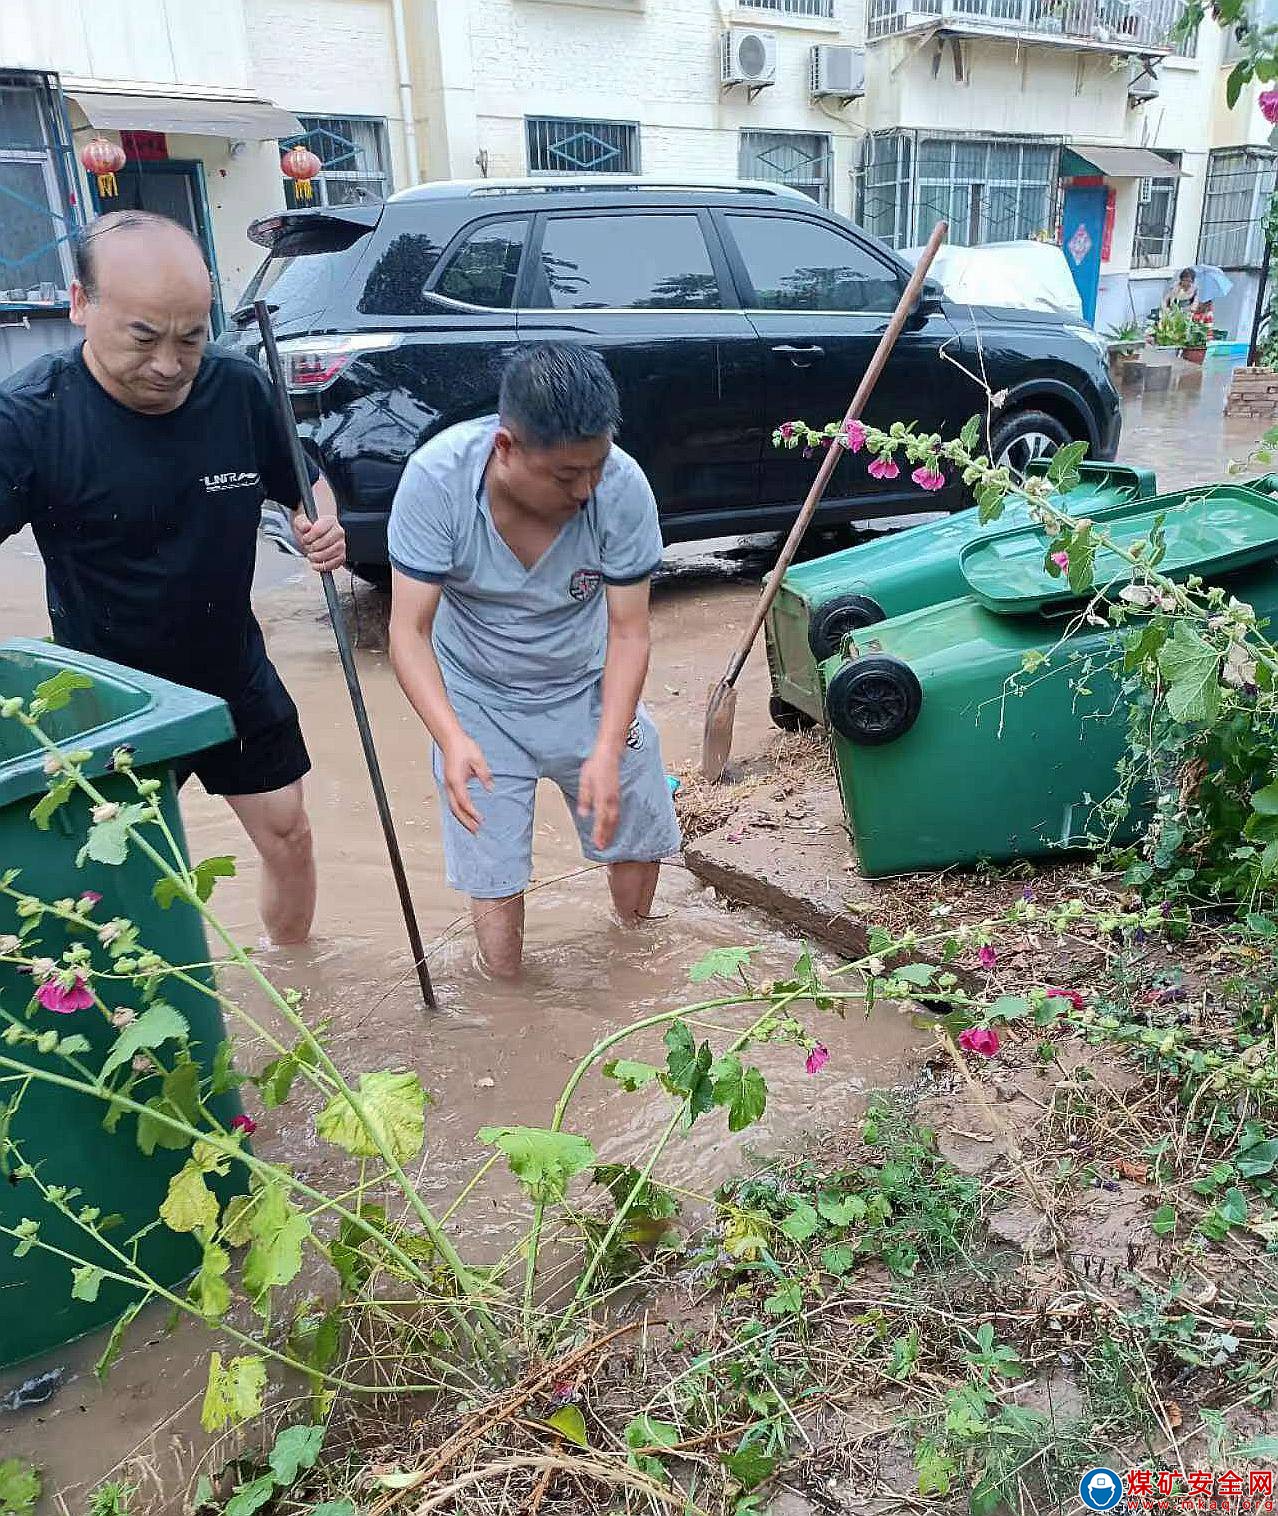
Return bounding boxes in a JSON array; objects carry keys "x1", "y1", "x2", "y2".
[
  {"x1": 1127, "y1": 60, "x2": 1161, "y2": 102},
  {"x1": 721, "y1": 29, "x2": 778, "y2": 89},
  {"x1": 811, "y1": 44, "x2": 866, "y2": 99}
]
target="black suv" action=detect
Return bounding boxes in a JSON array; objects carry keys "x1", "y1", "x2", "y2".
[{"x1": 225, "y1": 179, "x2": 1121, "y2": 581}]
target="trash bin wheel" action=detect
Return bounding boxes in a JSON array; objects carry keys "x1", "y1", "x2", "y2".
[
  {"x1": 769, "y1": 694, "x2": 817, "y2": 733},
  {"x1": 825, "y1": 656, "x2": 922, "y2": 746},
  {"x1": 807, "y1": 593, "x2": 886, "y2": 662}
]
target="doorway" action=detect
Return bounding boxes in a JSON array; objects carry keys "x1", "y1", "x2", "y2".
[{"x1": 90, "y1": 160, "x2": 225, "y2": 334}]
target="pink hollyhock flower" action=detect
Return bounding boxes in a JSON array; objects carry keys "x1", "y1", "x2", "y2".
[
  {"x1": 1051, "y1": 551, "x2": 1070, "y2": 571},
  {"x1": 36, "y1": 973, "x2": 93, "y2": 1015},
  {"x1": 805, "y1": 1044, "x2": 830, "y2": 1075},
  {"x1": 841, "y1": 420, "x2": 867, "y2": 453},
  {"x1": 78, "y1": 891, "x2": 102, "y2": 909},
  {"x1": 1262, "y1": 89, "x2": 1278, "y2": 125},
  {"x1": 779, "y1": 422, "x2": 796, "y2": 440},
  {"x1": 959, "y1": 1026, "x2": 1001, "y2": 1058},
  {"x1": 912, "y1": 466, "x2": 946, "y2": 492},
  {"x1": 978, "y1": 945, "x2": 997, "y2": 969},
  {"x1": 868, "y1": 457, "x2": 900, "y2": 481},
  {"x1": 1046, "y1": 986, "x2": 1085, "y2": 1011},
  {"x1": 231, "y1": 1114, "x2": 257, "y2": 1137}
]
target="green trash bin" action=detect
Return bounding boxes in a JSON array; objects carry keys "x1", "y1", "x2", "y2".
[
  {"x1": 820, "y1": 486, "x2": 1278, "y2": 877},
  {"x1": 766, "y1": 461, "x2": 1158, "y2": 730},
  {"x1": 0, "y1": 638, "x2": 244, "y2": 1369}
]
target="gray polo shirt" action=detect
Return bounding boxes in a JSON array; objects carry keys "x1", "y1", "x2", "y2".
[{"x1": 388, "y1": 415, "x2": 664, "y2": 709}]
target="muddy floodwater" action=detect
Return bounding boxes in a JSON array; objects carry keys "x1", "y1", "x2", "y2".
[{"x1": 0, "y1": 359, "x2": 1259, "y2": 1505}]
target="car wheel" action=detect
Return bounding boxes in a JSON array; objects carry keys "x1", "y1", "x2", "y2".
[
  {"x1": 769, "y1": 694, "x2": 817, "y2": 732},
  {"x1": 351, "y1": 562, "x2": 391, "y2": 591},
  {"x1": 989, "y1": 409, "x2": 1074, "y2": 475},
  {"x1": 807, "y1": 593, "x2": 886, "y2": 662},
  {"x1": 825, "y1": 656, "x2": 922, "y2": 746}
]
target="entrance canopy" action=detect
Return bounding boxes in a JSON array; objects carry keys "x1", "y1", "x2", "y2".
[
  {"x1": 1062, "y1": 145, "x2": 1186, "y2": 178},
  {"x1": 67, "y1": 90, "x2": 301, "y2": 141}
]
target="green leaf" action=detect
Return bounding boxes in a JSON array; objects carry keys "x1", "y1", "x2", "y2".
[
  {"x1": 288, "y1": 1303, "x2": 342, "y2": 1383},
  {"x1": 546, "y1": 1405, "x2": 589, "y2": 1447},
  {"x1": 136, "y1": 1098, "x2": 192, "y2": 1157},
  {"x1": 35, "y1": 668, "x2": 93, "y2": 712},
  {"x1": 817, "y1": 1192, "x2": 867, "y2": 1228},
  {"x1": 190, "y1": 1240, "x2": 231, "y2": 1321},
  {"x1": 1253, "y1": 781, "x2": 1278, "y2": 817},
  {"x1": 821, "y1": 1243, "x2": 856, "y2": 1276},
  {"x1": 959, "y1": 415, "x2": 981, "y2": 453},
  {"x1": 153, "y1": 856, "x2": 236, "y2": 909},
  {"x1": 242, "y1": 1183, "x2": 310, "y2": 1307},
  {"x1": 1157, "y1": 622, "x2": 1221, "y2": 726},
  {"x1": 200, "y1": 1352, "x2": 267, "y2": 1433},
  {"x1": 989, "y1": 995, "x2": 1031, "y2": 1022},
  {"x1": 160, "y1": 1159, "x2": 220, "y2": 1235},
  {"x1": 710, "y1": 1055, "x2": 768, "y2": 1133},
  {"x1": 915, "y1": 1441, "x2": 955, "y2": 1498},
  {"x1": 1047, "y1": 439, "x2": 1088, "y2": 485},
  {"x1": 1227, "y1": 58, "x2": 1250, "y2": 109},
  {"x1": 478, "y1": 1125, "x2": 596, "y2": 1203},
  {"x1": 316, "y1": 1071, "x2": 426, "y2": 1163},
  {"x1": 100, "y1": 1002, "x2": 189, "y2": 1080},
  {"x1": 593, "y1": 1163, "x2": 679, "y2": 1220},
  {"x1": 0, "y1": 1459, "x2": 41, "y2": 1515},
  {"x1": 268, "y1": 1424, "x2": 326, "y2": 1485},
  {"x1": 225, "y1": 1477, "x2": 275, "y2": 1516},
  {"x1": 31, "y1": 776, "x2": 74, "y2": 831},
  {"x1": 663, "y1": 1020, "x2": 699, "y2": 1091},
  {"x1": 1234, "y1": 1437, "x2": 1278, "y2": 1458},
  {"x1": 602, "y1": 1059, "x2": 660, "y2": 1092},
  {"x1": 71, "y1": 1263, "x2": 105, "y2": 1302},
  {"x1": 1151, "y1": 1202, "x2": 1177, "y2": 1236},
  {"x1": 95, "y1": 1298, "x2": 146, "y2": 1381},
  {"x1": 889, "y1": 962, "x2": 935, "y2": 987},
  {"x1": 723, "y1": 1445, "x2": 777, "y2": 1491},
  {"x1": 977, "y1": 484, "x2": 1007, "y2": 524},
  {"x1": 626, "y1": 1415, "x2": 680, "y2": 1451},
  {"x1": 256, "y1": 1036, "x2": 319, "y2": 1108},
  {"x1": 309, "y1": 1506, "x2": 357, "y2": 1516},
  {"x1": 688, "y1": 945, "x2": 758, "y2": 983},
  {"x1": 779, "y1": 1199, "x2": 820, "y2": 1243},
  {"x1": 76, "y1": 803, "x2": 152, "y2": 868},
  {"x1": 210, "y1": 1040, "x2": 244, "y2": 1096},
  {"x1": 1222, "y1": 1185, "x2": 1249, "y2": 1223},
  {"x1": 1238, "y1": 1140, "x2": 1278, "y2": 1178},
  {"x1": 764, "y1": 1278, "x2": 804, "y2": 1315}
]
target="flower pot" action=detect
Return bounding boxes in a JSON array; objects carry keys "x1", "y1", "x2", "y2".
[{"x1": 1181, "y1": 346, "x2": 1207, "y2": 366}]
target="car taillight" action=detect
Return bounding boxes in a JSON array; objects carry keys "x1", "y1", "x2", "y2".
[{"x1": 271, "y1": 333, "x2": 402, "y2": 393}]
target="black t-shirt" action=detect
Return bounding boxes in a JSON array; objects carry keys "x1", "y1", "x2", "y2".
[{"x1": 0, "y1": 344, "x2": 306, "y2": 737}]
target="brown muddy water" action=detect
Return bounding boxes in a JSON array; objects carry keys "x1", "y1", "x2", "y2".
[{"x1": 0, "y1": 359, "x2": 1259, "y2": 1506}]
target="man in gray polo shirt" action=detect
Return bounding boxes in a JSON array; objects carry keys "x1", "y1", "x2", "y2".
[{"x1": 387, "y1": 344, "x2": 682, "y2": 978}]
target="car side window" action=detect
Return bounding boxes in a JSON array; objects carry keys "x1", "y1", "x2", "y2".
[
  {"x1": 533, "y1": 213, "x2": 722, "y2": 310},
  {"x1": 725, "y1": 213, "x2": 901, "y2": 314},
  {"x1": 357, "y1": 232, "x2": 446, "y2": 316},
  {"x1": 433, "y1": 218, "x2": 528, "y2": 309}
]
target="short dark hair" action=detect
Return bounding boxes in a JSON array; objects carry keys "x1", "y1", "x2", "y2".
[
  {"x1": 1180, "y1": 267, "x2": 1196, "y2": 281},
  {"x1": 498, "y1": 343, "x2": 621, "y2": 448},
  {"x1": 73, "y1": 210, "x2": 206, "y2": 300}
]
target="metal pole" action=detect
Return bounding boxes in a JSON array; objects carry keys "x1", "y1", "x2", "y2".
[
  {"x1": 254, "y1": 301, "x2": 437, "y2": 1010},
  {"x1": 1250, "y1": 236, "x2": 1272, "y2": 369}
]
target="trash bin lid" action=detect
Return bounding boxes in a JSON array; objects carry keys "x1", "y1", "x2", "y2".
[
  {"x1": 958, "y1": 486, "x2": 1278, "y2": 614},
  {"x1": 1023, "y1": 458, "x2": 1157, "y2": 503},
  {"x1": 0, "y1": 639, "x2": 234, "y2": 807}
]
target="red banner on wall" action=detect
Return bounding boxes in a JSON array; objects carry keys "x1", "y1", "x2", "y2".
[{"x1": 121, "y1": 130, "x2": 168, "y2": 162}]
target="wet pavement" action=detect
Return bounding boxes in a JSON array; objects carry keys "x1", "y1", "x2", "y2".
[{"x1": 0, "y1": 355, "x2": 1263, "y2": 1505}]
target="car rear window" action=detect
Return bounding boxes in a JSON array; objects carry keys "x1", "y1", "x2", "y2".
[
  {"x1": 357, "y1": 232, "x2": 447, "y2": 316},
  {"x1": 532, "y1": 213, "x2": 722, "y2": 310},
  {"x1": 234, "y1": 241, "x2": 367, "y2": 326}
]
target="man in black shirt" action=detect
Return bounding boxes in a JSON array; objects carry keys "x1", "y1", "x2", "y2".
[{"x1": 0, "y1": 211, "x2": 345, "y2": 944}]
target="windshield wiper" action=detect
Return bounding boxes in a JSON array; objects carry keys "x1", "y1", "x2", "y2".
[{"x1": 230, "y1": 300, "x2": 277, "y2": 326}]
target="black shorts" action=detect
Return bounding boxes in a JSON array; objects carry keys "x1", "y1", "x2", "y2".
[{"x1": 173, "y1": 715, "x2": 312, "y2": 798}]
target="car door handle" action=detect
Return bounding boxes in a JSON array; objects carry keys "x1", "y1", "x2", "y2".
[{"x1": 772, "y1": 344, "x2": 825, "y2": 367}]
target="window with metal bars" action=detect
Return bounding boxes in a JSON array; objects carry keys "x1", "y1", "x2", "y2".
[
  {"x1": 280, "y1": 115, "x2": 392, "y2": 208},
  {"x1": 858, "y1": 131, "x2": 913, "y2": 247},
  {"x1": 525, "y1": 117, "x2": 640, "y2": 175},
  {"x1": 739, "y1": 130, "x2": 832, "y2": 206},
  {"x1": 1132, "y1": 154, "x2": 1181, "y2": 270},
  {"x1": 738, "y1": 0, "x2": 836, "y2": 16},
  {"x1": 1198, "y1": 148, "x2": 1278, "y2": 269},
  {"x1": 0, "y1": 72, "x2": 75, "y2": 307}
]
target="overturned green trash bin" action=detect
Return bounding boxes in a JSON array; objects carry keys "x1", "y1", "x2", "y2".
[
  {"x1": 821, "y1": 485, "x2": 1278, "y2": 878},
  {"x1": 766, "y1": 461, "x2": 1158, "y2": 729},
  {"x1": 0, "y1": 638, "x2": 244, "y2": 1369}
]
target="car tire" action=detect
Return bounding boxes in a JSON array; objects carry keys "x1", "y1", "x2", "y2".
[
  {"x1": 769, "y1": 694, "x2": 817, "y2": 732},
  {"x1": 807, "y1": 592, "x2": 886, "y2": 662},
  {"x1": 825, "y1": 655, "x2": 922, "y2": 746},
  {"x1": 350, "y1": 562, "x2": 392, "y2": 591},
  {"x1": 989, "y1": 409, "x2": 1075, "y2": 476}
]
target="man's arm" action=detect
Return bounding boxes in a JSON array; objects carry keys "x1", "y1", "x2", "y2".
[
  {"x1": 292, "y1": 476, "x2": 346, "y2": 574},
  {"x1": 388, "y1": 570, "x2": 492, "y2": 833},
  {"x1": 578, "y1": 579, "x2": 652, "y2": 851}
]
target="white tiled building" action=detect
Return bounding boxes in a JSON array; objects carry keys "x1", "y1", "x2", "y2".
[{"x1": 0, "y1": 0, "x2": 1274, "y2": 381}]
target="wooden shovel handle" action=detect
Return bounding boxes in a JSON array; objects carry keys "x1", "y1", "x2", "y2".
[{"x1": 720, "y1": 220, "x2": 949, "y2": 688}]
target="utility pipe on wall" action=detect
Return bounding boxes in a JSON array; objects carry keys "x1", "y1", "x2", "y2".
[{"x1": 390, "y1": 0, "x2": 421, "y2": 187}]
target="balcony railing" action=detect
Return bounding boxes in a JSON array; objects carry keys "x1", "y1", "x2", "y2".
[
  {"x1": 866, "y1": 0, "x2": 1189, "y2": 51},
  {"x1": 739, "y1": 0, "x2": 837, "y2": 18}
]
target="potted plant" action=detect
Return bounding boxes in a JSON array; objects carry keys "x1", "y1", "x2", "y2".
[
  {"x1": 1104, "y1": 318, "x2": 1145, "y2": 380},
  {"x1": 1148, "y1": 307, "x2": 1212, "y2": 364}
]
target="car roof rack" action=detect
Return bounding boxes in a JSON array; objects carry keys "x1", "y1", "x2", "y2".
[{"x1": 389, "y1": 176, "x2": 810, "y2": 203}]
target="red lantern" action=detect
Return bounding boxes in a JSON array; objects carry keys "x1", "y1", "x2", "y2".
[
  {"x1": 281, "y1": 145, "x2": 322, "y2": 203},
  {"x1": 80, "y1": 136, "x2": 127, "y2": 199}
]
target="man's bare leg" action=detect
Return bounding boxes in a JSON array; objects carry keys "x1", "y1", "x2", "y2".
[
  {"x1": 225, "y1": 782, "x2": 316, "y2": 945},
  {"x1": 472, "y1": 893, "x2": 525, "y2": 979},
  {"x1": 608, "y1": 861, "x2": 660, "y2": 925}
]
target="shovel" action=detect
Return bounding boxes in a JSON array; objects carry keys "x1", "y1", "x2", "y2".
[{"x1": 701, "y1": 221, "x2": 949, "y2": 783}]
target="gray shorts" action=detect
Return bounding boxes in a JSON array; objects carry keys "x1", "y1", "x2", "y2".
[{"x1": 433, "y1": 683, "x2": 683, "y2": 899}]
